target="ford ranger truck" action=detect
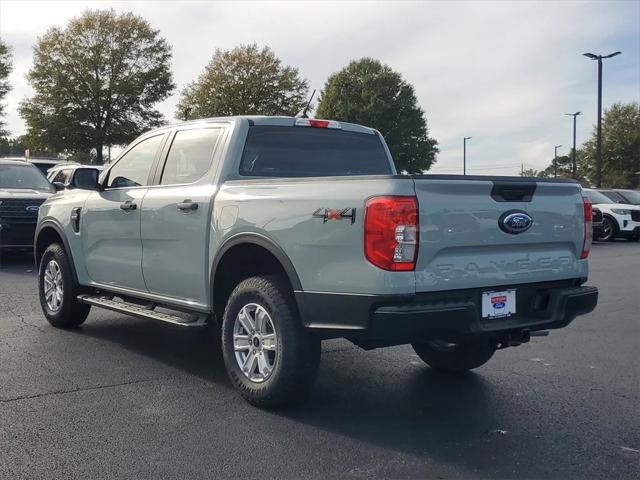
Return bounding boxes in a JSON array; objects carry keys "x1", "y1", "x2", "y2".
[{"x1": 34, "y1": 116, "x2": 598, "y2": 408}]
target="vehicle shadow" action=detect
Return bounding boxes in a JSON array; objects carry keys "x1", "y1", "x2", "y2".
[
  {"x1": 76, "y1": 315, "x2": 534, "y2": 475},
  {"x1": 278, "y1": 354, "x2": 532, "y2": 476},
  {"x1": 0, "y1": 249, "x2": 36, "y2": 272},
  {"x1": 75, "y1": 317, "x2": 232, "y2": 389}
]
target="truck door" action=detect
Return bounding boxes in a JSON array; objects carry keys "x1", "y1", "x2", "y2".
[
  {"x1": 140, "y1": 126, "x2": 225, "y2": 306},
  {"x1": 82, "y1": 133, "x2": 166, "y2": 291}
]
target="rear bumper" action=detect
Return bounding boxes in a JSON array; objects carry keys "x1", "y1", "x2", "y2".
[{"x1": 296, "y1": 281, "x2": 598, "y2": 345}]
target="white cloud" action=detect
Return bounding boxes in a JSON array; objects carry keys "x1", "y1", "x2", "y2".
[{"x1": 1, "y1": 0, "x2": 638, "y2": 174}]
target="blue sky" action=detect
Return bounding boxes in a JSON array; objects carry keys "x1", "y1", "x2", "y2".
[{"x1": 1, "y1": 0, "x2": 638, "y2": 174}]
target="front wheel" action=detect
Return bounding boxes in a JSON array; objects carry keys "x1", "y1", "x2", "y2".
[
  {"x1": 38, "y1": 243, "x2": 91, "y2": 328},
  {"x1": 595, "y1": 217, "x2": 617, "y2": 242},
  {"x1": 221, "y1": 275, "x2": 321, "y2": 408},
  {"x1": 412, "y1": 339, "x2": 496, "y2": 372}
]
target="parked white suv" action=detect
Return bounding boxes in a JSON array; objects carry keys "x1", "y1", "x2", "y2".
[{"x1": 584, "y1": 188, "x2": 640, "y2": 242}]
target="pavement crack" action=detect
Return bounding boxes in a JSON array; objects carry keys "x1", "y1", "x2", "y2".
[{"x1": 0, "y1": 377, "x2": 160, "y2": 404}]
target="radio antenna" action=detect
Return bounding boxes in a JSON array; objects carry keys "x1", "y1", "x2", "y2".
[{"x1": 296, "y1": 89, "x2": 316, "y2": 118}]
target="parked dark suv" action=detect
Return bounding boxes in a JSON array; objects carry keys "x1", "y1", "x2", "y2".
[{"x1": 0, "y1": 159, "x2": 54, "y2": 252}]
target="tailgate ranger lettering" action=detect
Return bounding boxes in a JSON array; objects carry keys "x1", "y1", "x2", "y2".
[{"x1": 433, "y1": 256, "x2": 574, "y2": 276}]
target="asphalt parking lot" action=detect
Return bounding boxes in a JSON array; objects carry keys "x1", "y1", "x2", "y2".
[{"x1": 0, "y1": 241, "x2": 638, "y2": 479}]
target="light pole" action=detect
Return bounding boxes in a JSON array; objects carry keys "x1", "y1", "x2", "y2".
[
  {"x1": 583, "y1": 51, "x2": 621, "y2": 187},
  {"x1": 565, "y1": 112, "x2": 581, "y2": 179},
  {"x1": 463, "y1": 136, "x2": 472, "y2": 175},
  {"x1": 341, "y1": 81, "x2": 351, "y2": 122},
  {"x1": 554, "y1": 144, "x2": 563, "y2": 178}
]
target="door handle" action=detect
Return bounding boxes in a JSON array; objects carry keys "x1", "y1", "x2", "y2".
[
  {"x1": 120, "y1": 201, "x2": 137, "y2": 211},
  {"x1": 177, "y1": 200, "x2": 198, "y2": 211}
]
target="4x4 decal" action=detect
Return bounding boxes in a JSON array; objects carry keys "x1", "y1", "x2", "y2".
[{"x1": 312, "y1": 208, "x2": 356, "y2": 224}]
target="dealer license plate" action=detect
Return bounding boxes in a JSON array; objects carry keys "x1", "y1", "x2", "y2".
[{"x1": 482, "y1": 289, "x2": 516, "y2": 319}]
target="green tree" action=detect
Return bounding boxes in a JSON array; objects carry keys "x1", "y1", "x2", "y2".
[
  {"x1": 176, "y1": 44, "x2": 309, "y2": 119},
  {"x1": 520, "y1": 168, "x2": 548, "y2": 178},
  {"x1": 543, "y1": 153, "x2": 574, "y2": 178},
  {"x1": 19, "y1": 9, "x2": 174, "y2": 164},
  {"x1": 523, "y1": 152, "x2": 589, "y2": 182},
  {"x1": 0, "y1": 39, "x2": 13, "y2": 138},
  {"x1": 581, "y1": 102, "x2": 640, "y2": 188},
  {"x1": 316, "y1": 58, "x2": 438, "y2": 173}
]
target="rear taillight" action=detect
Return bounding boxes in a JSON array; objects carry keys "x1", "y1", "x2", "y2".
[
  {"x1": 581, "y1": 196, "x2": 593, "y2": 259},
  {"x1": 364, "y1": 196, "x2": 418, "y2": 271}
]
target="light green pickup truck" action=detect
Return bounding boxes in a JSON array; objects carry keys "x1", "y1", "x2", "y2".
[{"x1": 34, "y1": 116, "x2": 598, "y2": 407}]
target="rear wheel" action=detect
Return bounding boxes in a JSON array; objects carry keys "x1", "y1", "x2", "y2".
[
  {"x1": 221, "y1": 275, "x2": 321, "y2": 408},
  {"x1": 595, "y1": 217, "x2": 617, "y2": 242},
  {"x1": 38, "y1": 243, "x2": 90, "y2": 328},
  {"x1": 412, "y1": 339, "x2": 495, "y2": 372}
]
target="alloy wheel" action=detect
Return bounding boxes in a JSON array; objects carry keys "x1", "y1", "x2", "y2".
[
  {"x1": 43, "y1": 259, "x2": 64, "y2": 312},
  {"x1": 233, "y1": 303, "x2": 278, "y2": 383}
]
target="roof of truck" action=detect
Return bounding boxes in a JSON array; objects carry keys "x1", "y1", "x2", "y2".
[{"x1": 151, "y1": 115, "x2": 378, "y2": 136}]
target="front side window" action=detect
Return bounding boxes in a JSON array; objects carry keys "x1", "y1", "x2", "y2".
[
  {"x1": 620, "y1": 190, "x2": 640, "y2": 205},
  {"x1": 160, "y1": 128, "x2": 221, "y2": 185},
  {"x1": 52, "y1": 169, "x2": 72, "y2": 184},
  {"x1": 107, "y1": 135, "x2": 164, "y2": 188}
]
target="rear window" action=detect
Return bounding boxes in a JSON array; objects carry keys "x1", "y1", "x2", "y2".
[{"x1": 239, "y1": 126, "x2": 392, "y2": 177}]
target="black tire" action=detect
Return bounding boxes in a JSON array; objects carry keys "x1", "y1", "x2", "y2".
[
  {"x1": 595, "y1": 216, "x2": 617, "y2": 242},
  {"x1": 412, "y1": 339, "x2": 496, "y2": 372},
  {"x1": 38, "y1": 243, "x2": 91, "y2": 328},
  {"x1": 221, "y1": 275, "x2": 320, "y2": 408}
]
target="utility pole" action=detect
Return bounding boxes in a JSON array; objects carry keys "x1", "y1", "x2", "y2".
[
  {"x1": 583, "y1": 51, "x2": 621, "y2": 187},
  {"x1": 554, "y1": 144, "x2": 563, "y2": 178},
  {"x1": 565, "y1": 112, "x2": 581, "y2": 179},
  {"x1": 463, "y1": 136, "x2": 472, "y2": 175}
]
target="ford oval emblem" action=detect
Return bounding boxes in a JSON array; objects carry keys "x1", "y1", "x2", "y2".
[
  {"x1": 26, "y1": 205, "x2": 40, "y2": 213},
  {"x1": 499, "y1": 210, "x2": 533, "y2": 234}
]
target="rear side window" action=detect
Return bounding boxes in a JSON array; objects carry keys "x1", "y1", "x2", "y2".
[
  {"x1": 601, "y1": 191, "x2": 625, "y2": 203},
  {"x1": 160, "y1": 128, "x2": 221, "y2": 185},
  {"x1": 239, "y1": 126, "x2": 392, "y2": 177},
  {"x1": 586, "y1": 190, "x2": 613, "y2": 205}
]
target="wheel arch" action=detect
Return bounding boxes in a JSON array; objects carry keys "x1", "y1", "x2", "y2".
[
  {"x1": 34, "y1": 221, "x2": 79, "y2": 283},
  {"x1": 602, "y1": 213, "x2": 620, "y2": 230},
  {"x1": 211, "y1": 233, "x2": 302, "y2": 321}
]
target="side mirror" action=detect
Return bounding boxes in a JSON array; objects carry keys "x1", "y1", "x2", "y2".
[
  {"x1": 52, "y1": 181, "x2": 65, "y2": 191},
  {"x1": 70, "y1": 168, "x2": 101, "y2": 191}
]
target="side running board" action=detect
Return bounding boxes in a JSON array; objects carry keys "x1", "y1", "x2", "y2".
[{"x1": 77, "y1": 294, "x2": 209, "y2": 327}]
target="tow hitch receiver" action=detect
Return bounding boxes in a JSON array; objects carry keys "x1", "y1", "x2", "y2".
[{"x1": 493, "y1": 330, "x2": 533, "y2": 349}]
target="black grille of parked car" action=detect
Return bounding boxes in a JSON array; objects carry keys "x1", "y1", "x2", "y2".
[
  {"x1": 592, "y1": 208, "x2": 603, "y2": 223},
  {"x1": 0, "y1": 199, "x2": 45, "y2": 218},
  {"x1": 631, "y1": 210, "x2": 640, "y2": 222}
]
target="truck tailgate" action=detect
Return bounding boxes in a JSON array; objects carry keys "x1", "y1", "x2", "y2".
[{"x1": 412, "y1": 176, "x2": 587, "y2": 292}]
